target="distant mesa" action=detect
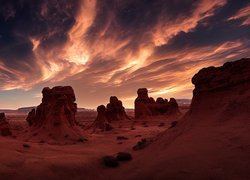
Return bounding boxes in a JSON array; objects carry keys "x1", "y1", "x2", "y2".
[
  {"x1": 134, "y1": 88, "x2": 181, "y2": 119},
  {"x1": 0, "y1": 113, "x2": 12, "y2": 136},
  {"x1": 25, "y1": 86, "x2": 85, "y2": 144}
]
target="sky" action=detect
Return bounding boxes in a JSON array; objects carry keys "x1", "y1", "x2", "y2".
[{"x1": 0, "y1": 0, "x2": 249, "y2": 109}]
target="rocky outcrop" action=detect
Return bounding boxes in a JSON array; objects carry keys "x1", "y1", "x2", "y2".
[
  {"x1": 134, "y1": 88, "x2": 180, "y2": 119},
  {"x1": 0, "y1": 113, "x2": 12, "y2": 136},
  {"x1": 25, "y1": 86, "x2": 84, "y2": 144},
  {"x1": 102, "y1": 58, "x2": 250, "y2": 180},
  {"x1": 190, "y1": 58, "x2": 250, "y2": 119},
  {"x1": 90, "y1": 105, "x2": 113, "y2": 132},
  {"x1": 90, "y1": 96, "x2": 129, "y2": 132},
  {"x1": 106, "y1": 96, "x2": 130, "y2": 121}
]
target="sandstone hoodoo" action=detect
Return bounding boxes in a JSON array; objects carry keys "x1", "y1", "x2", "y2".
[
  {"x1": 0, "y1": 113, "x2": 12, "y2": 136},
  {"x1": 25, "y1": 86, "x2": 85, "y2": 144},
  {"x1": 134, "y1": 88, "x2": 180, "y2": 119},
  {"x1": 90, "y1": 96, "x2": 130, "y2": 132},
  {"x1": 106, "y1": 96, "x2": 130, "y2": 121},
  {"x1": 90, "y1": 105, "x2": 113, "y2": 132}
]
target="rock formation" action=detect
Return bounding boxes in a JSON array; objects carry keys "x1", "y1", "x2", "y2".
[
  {"x1": 0, "y1": 113, "x2": 12, "y2": 136},
  {"x1": 90, "y1": 96, "x2": 130, "y2": 132},
  {"x1": 25, "y1": 86, "x2": 84, "y2": 144},
  {"x1": 134, "y1": 88, "x2": 180, "y2": 119},
  {"x1": 190, "y1": 58, "x2": 250, "y2": 119},
  {"x1": 106, "y1": 96, "x2": 130, "y2": 121},
  {"x1": 90, "y1": 105, "x2": 113, "y2": 132},
  {"x1": 105, "y1": 58, "x2": 250, "y2": 179}
]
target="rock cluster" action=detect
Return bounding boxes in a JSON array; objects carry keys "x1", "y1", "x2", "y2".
[
  {"x1": 106, "y1": 96, "x2": 130, "y2": 121},
  {"x1": 25, "y1": 86, "x2": 84, "y2": 143},
  {"x1": 134, "y1": 88, "x2": 180, "y2": 119},
  {"x1": 0, "y1": 113, "x2": 12, "y2": 136},
  {"x1": 90, "y1": 96, "x2": 130, "y2": 131}
]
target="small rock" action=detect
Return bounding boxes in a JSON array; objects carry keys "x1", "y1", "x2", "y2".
[
  {"x1": 133, "y1": 138, "x2": 148, "y2": 150},
  {"x1": 158, "y1": 122, "x2": 165, "y2": 127},
  {"x1": 78, "y1": 137, "x2": 88, "y2": 142},
  {"x1": 117, "y1": 142, "x2": 123, "y2": 144},
  {"x1": 117, "y1": 136, "x2": 128, "y2": 140},
  {"x1": 131, "y1": 127, "x2": 136, "y2": 130},
  {"x1": 23, "y1": 144, "x2": 30, "y2": 148},
  {"x1": 135, "y1": 135, "x2": 142, "y2": 138},
  {"x1": 103, "y1": 156, "x2": 119, "y2": 167},
  {"x1": 169, "y1": 121, "x2": 178, "y2": 128},
  {"x1": 117, "y1": 152, "x2": 132, "y2": 161}
]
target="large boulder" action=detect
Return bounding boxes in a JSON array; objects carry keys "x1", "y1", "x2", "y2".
[
  {"x1": 0, "y1": 113, "x2": 12, "y2": 136},
  {"x1": 25, "y1": 86, "x2": 84, "y2": 144}
]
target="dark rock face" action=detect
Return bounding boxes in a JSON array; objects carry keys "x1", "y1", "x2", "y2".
[
  {"x1": 25, "y1": 86, "x2": 84, "y2": 144},
  {"x1": 134, "y1": 88, "x2": 180, "y2": 119},
  {"x1": 0, "y1": 113, "x2": 12, "y2": 136},
  {"x1": 106, "y1": 96, "x2": 130, "y2": 121},
  {"x1": 192, "y1": 58, "x2": 250, "y2": 93},
  {"x1": 190, "y1": 58, "x2": 250, "y2": 118}
]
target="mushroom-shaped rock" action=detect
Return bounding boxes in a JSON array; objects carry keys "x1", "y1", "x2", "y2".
[
  {"x1": 24, "y1": 86, "x2": 84, "y2": 144},
  {"x1": 0, "y1": 113, "x2": 12, "y2": 136}
]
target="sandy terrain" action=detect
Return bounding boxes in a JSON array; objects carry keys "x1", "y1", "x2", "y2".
[{"x1": 0, "y1": 109, "x2": 186, "y2": 180}]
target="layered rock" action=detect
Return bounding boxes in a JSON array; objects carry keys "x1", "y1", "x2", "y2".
[
  {"x1": 134, "y1": 88, "x2": 180, "y2": 119},
  {"x1": 190, "y1": 58, "x2": 250, "y2": 119},
  {"x1": 0, "y1": 113, "x2": 12, "y2": 136},
  {"x1": 25, "y1": 86, "x2": 84, "y2": 144}
]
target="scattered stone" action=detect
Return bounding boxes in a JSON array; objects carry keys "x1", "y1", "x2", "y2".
[
  {"x1": 133, "y1": 138, "x2": 149, "y2": 150},
  {"x1": 117, "y1": 152, "x2": 132, "y2": 161},
  {"x1": 78, "y1": 138, "x2": 86, "y2": 142},
  {"x1": 135, "y1": 135, "x2": 142, "y2": 138},
  {"x1": 23, "y1": 144, "x2": 30, "y2": 148},
  {"x1": 117, "y1": 142, "x2": 123, "y2": 144},
  {"x1": 169, "y1": 121, "x2": 178, "y2": 128},
  {"x1": 102, "y1": 156, "x2": 119, "y2": 167},
  {"x1": 158, "y1": 122, "x2": 165, "y2": 127},
  {"x1": 117, "y1": 136, "x2": 129, "y2": 140}
]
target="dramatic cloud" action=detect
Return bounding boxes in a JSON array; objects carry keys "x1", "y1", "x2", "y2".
[{"x1": 0, "y1": 0, "x2": 249, "y2": 108}]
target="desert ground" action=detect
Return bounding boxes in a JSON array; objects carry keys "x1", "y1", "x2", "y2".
[{"x1": 0, "y1": 108, "x2": 187, "y2": 180}]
